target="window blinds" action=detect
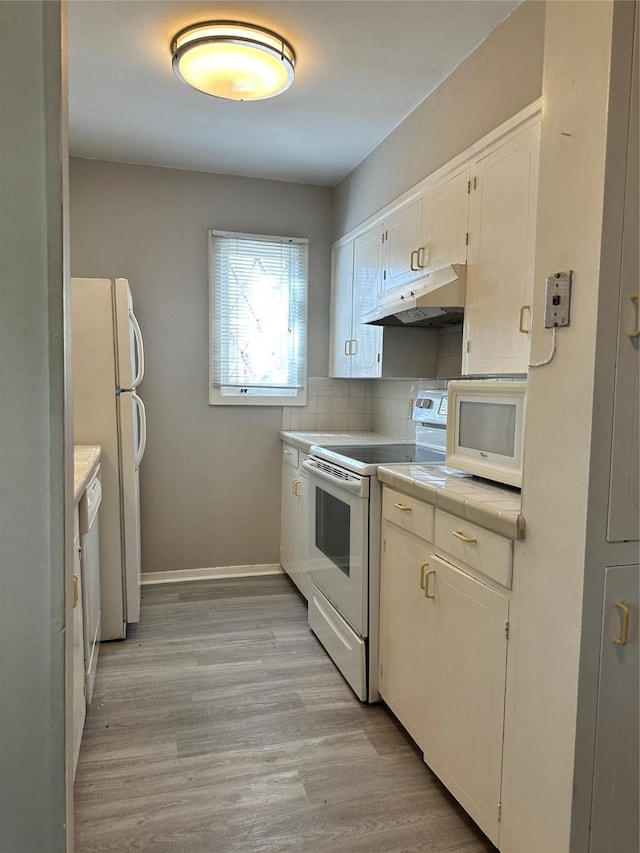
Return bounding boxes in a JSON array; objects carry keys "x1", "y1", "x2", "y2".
[{"x1": 209, "y1": 230, "x2": 308, "y2": 392}]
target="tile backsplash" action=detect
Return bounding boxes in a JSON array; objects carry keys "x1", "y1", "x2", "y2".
[
  {"x1": 282, "y1": 377, "x2": 374, "y2": 432},
  {"x1": 282, "y1": 376, "x2": 446, "y2": 439},
  {"x1": 369, "y1": 377, "x2": 446, "y2": 439}
]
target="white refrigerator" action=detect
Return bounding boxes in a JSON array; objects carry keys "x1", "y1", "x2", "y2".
[{"x1": 72, "y1": 277, "x2": 147, "y2": 640}]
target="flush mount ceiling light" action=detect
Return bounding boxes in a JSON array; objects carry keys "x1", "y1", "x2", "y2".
[{"x1": 171, "y1": 21, "x2": 296, "y2": 101}]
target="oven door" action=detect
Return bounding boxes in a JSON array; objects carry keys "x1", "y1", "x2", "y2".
[{"x1": 302, "y1": 458, "x2": 369, "y2": 637}]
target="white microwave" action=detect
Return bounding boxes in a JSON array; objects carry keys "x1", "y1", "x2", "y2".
[{"x1": 446, "y1": 380, "x2": 527, "y2": 488}]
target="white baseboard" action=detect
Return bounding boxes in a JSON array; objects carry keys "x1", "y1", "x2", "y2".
[{"x1": 140, "y1": 563, "x2": 284, "y2": 586}]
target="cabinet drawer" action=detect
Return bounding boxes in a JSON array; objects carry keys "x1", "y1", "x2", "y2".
[
  {"x1": 382, "y1": 487, "x2": 435, "y2": 542},
  {"x1": 282, "y1": 444, "x2": 299, "y2": 468},
  {"x1": 434, "y1": 509, "x2": 512, "y2": 589}
]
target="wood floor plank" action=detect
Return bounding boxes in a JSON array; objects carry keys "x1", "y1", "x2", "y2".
[{"x1": 74, "y1": 575, "x2": 496, "y2": 853}]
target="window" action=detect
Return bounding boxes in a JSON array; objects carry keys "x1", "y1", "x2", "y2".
[{"x1": 209, "y1": 230, "x2": 308, "y2": 406}]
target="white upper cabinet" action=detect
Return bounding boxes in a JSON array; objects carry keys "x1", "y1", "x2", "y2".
[
  {"x1": 329, "y1": 240, "x2": 356, "y2": 378},
  {"x1": 352, "y1": 226, "x2": 384, "y2": 376},
  {"x1": 329, "y1": 227, "x2": 382, "y2": 378},
  {"x1": 422, "y1": 165, "x2": 471, "y2": 272},
  {"x1": 330, "y1": 102, "x2": 542, "y2": 379},
  {"x1": 462, "y1": 122, "x2": 540, "y2": 375},
  {"x1": 381, "y1": 196, "x2": 425, "y2": 294},
  {"x1": 380, "y1": 167, "x2": 471, "y2": 298}
]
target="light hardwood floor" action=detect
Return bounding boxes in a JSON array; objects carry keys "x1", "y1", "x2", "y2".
[{"x1": 74, "y1": 575, "x2": 497, "y2": 853}]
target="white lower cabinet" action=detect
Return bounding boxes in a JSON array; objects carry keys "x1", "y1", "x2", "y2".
[
  {"x1": 424, "y1": 551, "x2": 508, "y2": 846},
  {"x1": 379, "y1": 489, "x2": 510, "y2": 846},
  {"x1": 590, "y1": 563, "x2": 639, "y2": 853},
  {"x1": 280, "y1": 444, "x2": 309, "y2": 599},
  {"x1": 379, "y1": 520, "x2": 433, "y2": 746}
]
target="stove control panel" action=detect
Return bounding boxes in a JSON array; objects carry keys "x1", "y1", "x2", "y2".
[{"x1": 413, "y1": 391, "x2": 448, "y2": 426}]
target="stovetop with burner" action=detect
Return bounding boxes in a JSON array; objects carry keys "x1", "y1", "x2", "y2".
[
  {"x1": 321, "y1": 443, "x2": 445, "y2": 465},
  {"x1": 309, "y1": 389, "x2": 448, "y2": 475}
]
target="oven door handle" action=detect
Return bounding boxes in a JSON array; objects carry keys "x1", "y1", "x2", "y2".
[{"x1": 302, "y1": 459, "x2": 365, "y2": 494}]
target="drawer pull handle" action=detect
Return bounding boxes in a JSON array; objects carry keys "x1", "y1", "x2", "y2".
[
  {"x1": 630, "y1": 294, "x2": 640, "y2": 338},
  {"x1": 420, "y1": 561, "x2": 429, "y2": 590},
  {"x1": 393, "y1": 502, "x2": 412, "y2": 511},
  {"x1": 519, "y1": 304, "x2": 531, "y2": 334},
  {"x1": 452, "y1": 530, "x2": 478, "y2": 543},
  {"x1": 613, "y1": 602, "x2": 630, "y2": 646},
  {"x1": 424, "y1": 569, "x2": 436, "y2": 599}
]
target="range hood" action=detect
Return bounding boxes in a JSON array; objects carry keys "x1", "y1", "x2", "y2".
[{"x1": 363, "y1": 264, "x2": 465, "y2": 328}]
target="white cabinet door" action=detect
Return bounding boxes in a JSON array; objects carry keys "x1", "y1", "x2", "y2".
[
  {"x1": 608, "y1": 12, "x2": 639, "y2": 543},
  {"x1": 280, "y1": 446, "x2": 309, "y2": 600},
  {"x1": 72, "y1": 510, "x2": 86, "y2": 778},
  {"x1": 590, "y1": 564, "x2": 639, "y2": 853},
  {"x1": 352, "y1": 226, "x2": 383, "y2": 378},
  {"x1": 424, "y1": 553, "x2": 509, "y2": 847},
  {"x1": 382, "y1": 196, "x2": 424, "y2": 294},
  {"x1": 378, "y1": 522, "x2": 434, "y2": 747},
  {"x1": 329, "y1": 241, "x2": 354, "y2": 378},
  {"x1": 463, "y1": 123, "x2": 540, "y2": 375},
  {"x1": 280, "y1": 447, "x2": 297, "y2": 574},
  {"x1": 290, "y1": 465, "x2": 309, "y2": 600},
  {"x1": 422, "y1": 166, "x2": 470, "y2": 272}
]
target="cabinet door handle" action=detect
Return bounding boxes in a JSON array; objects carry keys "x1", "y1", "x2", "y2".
[
  {"x1": 73, "y1": 574, "x2": 79, "y2": 609},
  {"x1": 613, "y1": 602, "x2": 630, "y2": 646},
  {"x1": 519, "y1": 304, "x2": 532, "y2": 334},
  {"x1": 629, "y1": 294, "x2": 640, "y2": 338},
  {"x1": 410, "y1": 250, "x2": 419, "y2": 271},
  {"x1": 394, "y1": 502, "x2": 412, "y2": 511},
  {"x1": 417, "y1": 246, "x2": 428, "y2": 268},
  {"x1": 291, "y1": 478, "x2": 298, "y2": 495},
  {"x1": 344, "y1": 339, "x2": 350, "y2": 356},
  {"x1": 424, "y1": 569, "x2": 436, "y2": 599},
  {"x1": 452, "y1": 529, "x2": 478, "y2": 543},
  {"x1": 351, "y1": 338, "x2": 358, "y2": 355},
  {"x1": 420, "y1": 561, "x2": 429, "y2": 590}
]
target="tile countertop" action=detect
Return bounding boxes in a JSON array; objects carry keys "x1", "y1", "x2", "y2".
[
  {"x1": 280, "y1": 430, "x2": 407, "y2": 454},
  {"x1": 74, "y1": 445, "x2": 101, "y2": 504},
  {"x1": 377, "y1": 463, "x2": 525, "y2": 540}
]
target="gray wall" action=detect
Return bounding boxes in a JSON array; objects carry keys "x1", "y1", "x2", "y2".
[
  {"x1": 332, "y1": 0, "x2": 545, "y2": 238},
  {"x1": 0, "y1": 2, "x2": 69, "y2": 850},
  {"x1": 70, "y1": 159, "x2": 332, "y2": 574}
]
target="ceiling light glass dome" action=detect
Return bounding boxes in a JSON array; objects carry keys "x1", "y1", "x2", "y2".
[{"x1": 171, "y1": 21, "x2": 296, "y2": 101}]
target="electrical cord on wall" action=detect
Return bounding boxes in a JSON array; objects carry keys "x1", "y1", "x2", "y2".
[{"x1": 528, "y1": 326, "x2": 558, "y2": 368}]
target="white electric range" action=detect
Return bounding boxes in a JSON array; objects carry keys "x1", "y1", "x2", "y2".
[{"x1": 302, "y1": 390, "x2": 448, "y2": 701}]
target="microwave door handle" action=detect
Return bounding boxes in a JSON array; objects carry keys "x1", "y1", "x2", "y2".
[
  {"x1": 129, "y1": 308, "x2": 145, "y2": 388},
  {"x1": 301, "y1": 459, "x2": 363, "y2": 492},
  {"x1": 132, "y1": 391, "x2": 147, "y2": 468}
]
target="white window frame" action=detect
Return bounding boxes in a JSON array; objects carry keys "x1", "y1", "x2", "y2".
[{"x1": 208, "y1": 229, "x2": 308, "y2": 406}]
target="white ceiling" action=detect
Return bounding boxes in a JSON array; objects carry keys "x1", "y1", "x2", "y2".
[{"x1": 68, "y1": 0, "x2": 521, "y2": 187}]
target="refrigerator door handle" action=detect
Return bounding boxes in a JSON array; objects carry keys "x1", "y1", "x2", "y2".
[
  {"x1": 132, "y1": 391, "x2": 147, "y2": 468},
  {"x1": 129, "y1": 308, "x2": 145, "y2": 388}
]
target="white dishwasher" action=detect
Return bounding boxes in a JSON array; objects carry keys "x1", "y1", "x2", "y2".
[{"x1": 79, "y1": 468, "x2": 102, "y2": 705}]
